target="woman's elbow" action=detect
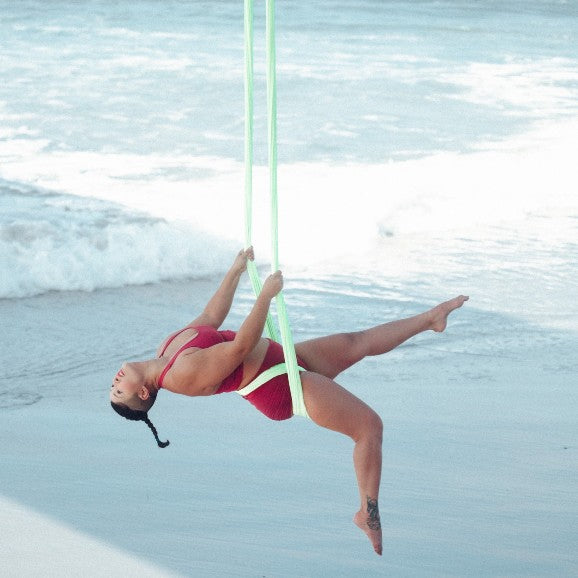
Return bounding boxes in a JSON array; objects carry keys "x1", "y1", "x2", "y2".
[{"x1": 230, "y1": 337, "x2": 254, "y2": 360}]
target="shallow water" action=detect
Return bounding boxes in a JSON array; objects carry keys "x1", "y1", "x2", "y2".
[{"x1": 0, "y1": 0, "x2": 576, "y2": 324}]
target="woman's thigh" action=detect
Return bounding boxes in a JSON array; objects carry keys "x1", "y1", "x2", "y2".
[
  {"x1": 301, "y1": 371, "x2": 380, "y2": 439},
  {"x1": 296, "y1": 333, "x2": 365, "y2": 379}
]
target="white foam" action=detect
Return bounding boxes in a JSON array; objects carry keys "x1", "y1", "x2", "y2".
[
  {"x1": 0, "y1": 117, "x2": 576, "y2": 301},
  {"x1": 440, "y1": 58, "x2": 578, "y2": 115},
  {"x1": 0, "y1": 184, "x2": 234, "y2": 298}
]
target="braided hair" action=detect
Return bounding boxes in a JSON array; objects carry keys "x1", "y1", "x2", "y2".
[{"x1": 111, "y1": 402, "x2": 170, "y2": 448}]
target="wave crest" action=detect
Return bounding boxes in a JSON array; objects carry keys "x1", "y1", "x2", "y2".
[{"x1": 0, "y1": 182, "x2": 232, "y2": 299}]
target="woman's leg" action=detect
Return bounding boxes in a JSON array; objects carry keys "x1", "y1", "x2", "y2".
[
  {"x1": 301, "y1": 372, "x2": 384, "y2": 555},
  {"x1": 295, "y1": 295, "x2": 468, "y2": 379}
]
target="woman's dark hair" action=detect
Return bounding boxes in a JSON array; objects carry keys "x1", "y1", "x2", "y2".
[{"x1": 111, "y1": 402, "x2": 170, "y2": 448}]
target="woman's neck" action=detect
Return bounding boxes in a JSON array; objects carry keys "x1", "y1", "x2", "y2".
[{"x1": 131, "y1": 359, "x2": 165, "y2": 394}]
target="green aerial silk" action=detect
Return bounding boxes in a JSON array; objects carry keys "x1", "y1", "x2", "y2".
[{"x1": 243, "y1": 0, "x2": 309, "y2": 418}]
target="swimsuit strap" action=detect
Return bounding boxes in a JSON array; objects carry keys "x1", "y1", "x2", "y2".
[
  {"x1": 158, "y1": 327, "x2": 192, "y2": 357},
  {"x1": 158, "y1": 326, "x2": 232, "y2": 388},
  {"x1": 158, "y1": 334, "x2": 200, "y2": 387}
]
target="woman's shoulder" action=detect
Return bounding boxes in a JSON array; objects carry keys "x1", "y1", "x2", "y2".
[
  {"x1": 156, "y1": 326, "x2": 199, "y2": 358},
  {"x1": 156, "y1": 324, "x2": 233, "y2": 358}
]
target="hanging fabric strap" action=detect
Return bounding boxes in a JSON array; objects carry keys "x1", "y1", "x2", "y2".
[
  {"x1": 243, "y1": 0, "x2": 309, "y2": 418},
  {"x1": 244, "y1": 0, "x2": 279, "y2": 342},
  {"x1": 236, "y1": 363, "x2": 306, "y2": 397}
]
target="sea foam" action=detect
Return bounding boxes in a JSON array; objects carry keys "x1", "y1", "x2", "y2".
[
  {"x1": 1, "y1": 118, "x2": 575, "y2": 301},
  {"x1": 0, "y1": 181, "x2": 233, "y2": 299}
]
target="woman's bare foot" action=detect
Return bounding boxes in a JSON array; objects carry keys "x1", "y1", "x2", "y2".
[
  {"x1": 354, "y1": 498, "x2": 383, "y2": 556},
  {"x1": 429, "y1": 295, "x2": 469, "y2": 333}
]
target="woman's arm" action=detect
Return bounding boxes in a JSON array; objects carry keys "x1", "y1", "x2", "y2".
[
  {"x1": 166, "y1": 271, "x2": 283, "y2": 396},
  {"x1": 188, "y1": 247, "x2": 254, "y2": 329},
  {"x1": 233, "y1": 270, "x2": 282, "y2": 354}
]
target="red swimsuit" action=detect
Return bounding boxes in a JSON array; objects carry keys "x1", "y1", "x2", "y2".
[
  {"x1": 157, "y1": 326, "x2": 243, "y2": 392},
  {"x1": 241, "y1": 338, "x2": 309, "y2": 421},
  {"x1": 157, "y1": 326, "x2": 308, "y2": 421}
]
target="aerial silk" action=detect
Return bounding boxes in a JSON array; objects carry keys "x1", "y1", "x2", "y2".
[{"x1": 242, "y1": 0, "x2": 309, "y2": 418}]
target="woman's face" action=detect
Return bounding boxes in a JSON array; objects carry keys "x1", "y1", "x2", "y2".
[{"x1": 110, "y1": 363, "x2": 143, "y2": 406}]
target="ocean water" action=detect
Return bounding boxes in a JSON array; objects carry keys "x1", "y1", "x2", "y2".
[
  {"x1": 1, "y1": 0, "x2": 576, "y2": 325},
  {"x1": 1, "y1": 3, "x2": 577, "y2": 574}
]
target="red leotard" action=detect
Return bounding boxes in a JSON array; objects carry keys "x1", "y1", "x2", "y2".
[
  {"x1": 157, "y1": 326, "x2": 242, "y2": 392},
  {"x1": 242, "y1": 339, "x2": 309, "y2": 421},
  {"x1": 157, "y1": 326, "x2": 309, "y2": 420}
]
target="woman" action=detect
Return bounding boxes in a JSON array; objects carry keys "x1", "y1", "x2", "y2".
[{"x1": 110, "y1": 247, "x2": 468, "y2": 555}]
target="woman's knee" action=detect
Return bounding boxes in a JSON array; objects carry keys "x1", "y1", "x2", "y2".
[
  {"x1": 370, "y1": 411, "x2": 384, "y2": 441},
  {"x1": 354, "y1": 409, "x2": 383, "y2": 444},
  {"x1": 340, "y1": 331, "x2": 368, "y2": 365}
]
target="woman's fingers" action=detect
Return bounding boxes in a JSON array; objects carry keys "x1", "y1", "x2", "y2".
[
  {"x1": 234, "y1": 246, "x2": 254, "y2": 272},
  {"x1": 263, "y1": 270, "x2": 283, "y2": 296}
]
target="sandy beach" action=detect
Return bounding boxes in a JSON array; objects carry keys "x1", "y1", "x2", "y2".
[{"x1": 1, "y1": 277, "x2": 576, "y2": 577}]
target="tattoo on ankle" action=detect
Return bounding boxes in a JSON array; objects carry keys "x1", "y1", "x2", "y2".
[{"x1": 366, "y1": 496, "x2": 381, "y2": 530}]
